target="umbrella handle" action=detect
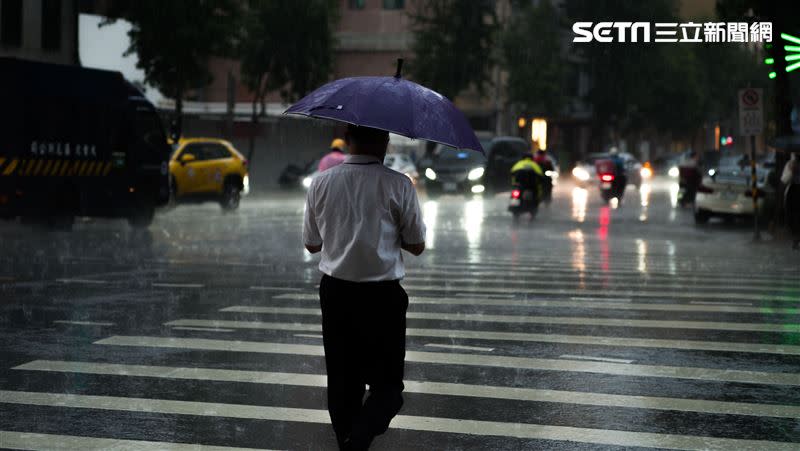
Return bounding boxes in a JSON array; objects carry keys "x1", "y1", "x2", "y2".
[{"x1": 395, "y1": 58, "x2": 404, "y2": 79}]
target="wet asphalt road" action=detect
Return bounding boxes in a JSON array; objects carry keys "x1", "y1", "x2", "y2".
[{"x1": 1, "y1": 177, "x2": 799, "y2": 450}]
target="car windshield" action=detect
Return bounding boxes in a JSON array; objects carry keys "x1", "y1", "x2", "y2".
[{"x1": 435, "y1": 146, "x2": 486, "y2": 163}]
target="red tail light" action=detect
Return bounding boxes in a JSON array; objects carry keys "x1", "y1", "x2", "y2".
[
  {"x1": 600, "y1": 174, "x2": 615, "y2": 182},
  {"x1": 511, "y1": 189, "x2": 521, "y2": 199}
]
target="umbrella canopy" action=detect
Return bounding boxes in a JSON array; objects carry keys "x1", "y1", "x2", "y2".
[{"x1": 284, "y1": 60, "x2": 484, "y2": 154}]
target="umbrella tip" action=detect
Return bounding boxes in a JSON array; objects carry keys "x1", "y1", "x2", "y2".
[{"x1": 395, "y1": 58, "x2": 404, "y2": 79}]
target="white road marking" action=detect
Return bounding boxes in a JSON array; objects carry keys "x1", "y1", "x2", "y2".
[
  {"x1": 559, "y1": 354, "x2": 633, "y2": 364},
  {"x1": 152, "y1": 283, "x2": 204, "y2": 289},
  {"x1": 249, "y1": 286, "x2": 304, "y2": 291},
  {"x1": 274, "y1": 293, "x2": 798, "y2": 315},
  {"x1": 219, "y1": 306, "x2": 800, "y2": 334},
  {"x1": 294, "y1": 334, "x2": 324, "y2": 339},
  {"x1": 397, "y1": 283, "x2": 799, "y2": 303},
  {"x1": 2, "y1": 391, "x2": 798, "y2": 450},
  {"x1": 53, "y1": 320, "x2": 115, "y2": 327},
  {"x1": 172, "y1": 326, "x2": 234, "y2": 333},
  {"x1": 455, "y1": 293, "x2": 515, "y2": 299},
  {"x1": 424, "y1": 343, "x2": 494, "y2": 352},
  {"x1": 571, "y1": 296, "x2": 632, "y2": 302},
  {"x1": 165, "y1": 318, "x2": 800, "y2": 356},
  {"x1": 94, "y1": 336, "x2": 800, "y2": 386},
  {"x1": 689, "y1": 301, "x2": 754, "y2": 306},
  {"x1": 55, "y1": 278, "x2": 109, "y2": 285},
  {"x1": 15, "y1": 360, "x2": 800, "y2": 419},
  {"x1": 0, "y1": 431, "x2": 266, "y2": 451}
]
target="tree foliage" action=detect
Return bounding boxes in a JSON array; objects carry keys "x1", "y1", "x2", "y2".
[
  {"x1": 239, "y1": 0, "x2": 337, "y2": 110},
  {"x1": 502, "y1": 0, "x2": 566, "y2": 117},
  {"x1": 409, "y1": 0, "x2": 498, "y2": 100},
  {"x1": 104, "y1": 0, "x2": 240, "y2": 138}
]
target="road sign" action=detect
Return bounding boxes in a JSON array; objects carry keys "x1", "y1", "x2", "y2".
[{"x1": 738, "y1": 88, "x2": 763, "y2": 136}]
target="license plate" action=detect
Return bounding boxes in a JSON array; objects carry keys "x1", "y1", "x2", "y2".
[
  {"x1": 443, "y1": 182, "x2": 457, "y2": 191},
  {"x1": 602, "y1": 182, "x2": 612, "y2": 189},
  {"x1": 509, "y1": 198, "x2": 520, "y2": 206}
]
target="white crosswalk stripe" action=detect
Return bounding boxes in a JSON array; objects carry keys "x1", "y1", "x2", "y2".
[
  {"x1": 14, "y1": 359, "x2": 800, "y2": 419},
  {"x1": 164, "y1": 318, "x2": 800, "y2": 356},
  {"x1": 218, "y1": 305, "x2": 800, "y2": 334},
  {"x1": 93, "y1": 335, "x2": 800, "y2": 386},
  {"x1": 2, "y1": 391, "x2": 797, "y2": 450},
  {"x1": 0, "y1": 431, "x2": 267, "y2": 451},
  {"x1": 274, "y1": 292, "x2": 800, "y2": 315}
]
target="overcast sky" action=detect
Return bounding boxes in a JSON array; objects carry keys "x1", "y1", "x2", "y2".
[{"x1": 79, "y1": 14, "x2": 163, "y2": 104}]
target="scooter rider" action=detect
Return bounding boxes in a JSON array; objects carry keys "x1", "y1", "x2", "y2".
[
  {"x1": 511, "y1": 151, "x2": 544, "y2": 198},
  {"x1": 608, "y1": 147, "x2": 627, "y2": 193}
]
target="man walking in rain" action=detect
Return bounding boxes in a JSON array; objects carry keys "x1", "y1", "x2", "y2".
[{"x1": 303, "y1": 124, "x2": 426, "y2": 450}]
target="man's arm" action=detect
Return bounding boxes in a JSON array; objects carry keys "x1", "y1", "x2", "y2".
[
  {"x1": 401, "y1": 241, "x2": 424, "y2": 256},
  {"x1": 303, "y1": 183, "x2": 323, "y2": 254}
]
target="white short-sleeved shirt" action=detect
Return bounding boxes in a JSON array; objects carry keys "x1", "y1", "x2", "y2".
[{"x1": 303, "y1": 154, "x2": 426, "y2": 282}]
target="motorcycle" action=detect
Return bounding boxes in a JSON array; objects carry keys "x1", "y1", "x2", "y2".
[
  {"x1": 508, "y1": 170, "x2": 541, "y2": 220},
  {"x1": 595, "y1": 159, "x2": 626, "y2": 203}
]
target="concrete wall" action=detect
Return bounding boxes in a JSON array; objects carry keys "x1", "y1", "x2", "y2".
[{"x1": 181, "y1": 116, "x2": 339, "y2": 192}]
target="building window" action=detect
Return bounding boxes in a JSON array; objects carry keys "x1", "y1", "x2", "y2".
[
  {"x1": 383, "y1": 0, "x2": 404, "y2": 9},
  {"x1": 348, "y1": 0, "x2": 365, "y2": 10},
  {"x1": 1, "y1": 0, "x2": 23, "y2": 48},
  {"x1": 41, "y1": 0, "x2": 62, "y2": 51}
]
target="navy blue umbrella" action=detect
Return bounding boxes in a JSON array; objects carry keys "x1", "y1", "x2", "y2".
[{"x1": 284, "y1": 60, "x2": 484, "y2": 154}]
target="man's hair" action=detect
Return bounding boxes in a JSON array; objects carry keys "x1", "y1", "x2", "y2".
[{"x1": 346, "y1": 124, "x2": 389, "y2": 154}]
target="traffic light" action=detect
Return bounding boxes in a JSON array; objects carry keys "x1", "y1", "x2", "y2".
[
  {"x1": 720, "y1": 136, "x2": 733, "y2": 147},
  {"x1": 784, "y1": 33, "x2": 800, "y2": 73}
]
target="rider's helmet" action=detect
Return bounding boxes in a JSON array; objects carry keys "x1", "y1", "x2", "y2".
[{"x1": 330, "y1": 138, "x2": 346, "y2": 151}]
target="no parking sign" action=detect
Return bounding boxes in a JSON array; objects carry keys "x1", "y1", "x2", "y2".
[{"x1": 738, "y1": 88, "x2": 763, "y2": 136}]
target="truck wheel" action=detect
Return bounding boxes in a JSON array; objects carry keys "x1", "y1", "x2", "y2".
[
  {"x1": 220, "y1": 181, "x2": 241, "y2": 211},
  {"x1": 128, "y1": 205, "x2": 155, "y2": 228},
  {"x1": 694, "y1": 208, "x2": 710, "y2": 225}
]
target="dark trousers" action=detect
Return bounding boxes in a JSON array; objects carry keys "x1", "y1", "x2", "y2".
[{"x1": 319, "y1": 274, "x2": 408, "y2": 450}]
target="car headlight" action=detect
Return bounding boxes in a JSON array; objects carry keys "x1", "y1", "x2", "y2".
[
  {"x1": 668, "y1": 166, "x2": 679, "y2": 178},
  {"x1": 242, "y1": 175, "x2": 250, "y2": 195},
  {"x1": 708, "y1": 168, "x2": 716, "y2": 177},
  {"x1": 425, "y1": 168, "x2": 437, "y2": 180},
  {"x1": 467, "y1": 167, "x2": 484, "y2": 181},
  {"x1": 302, "y1": 176, "x2": 313, "y2": 189},
  {"x1": 640, "y1": 167, "x2": 652, "y2": 178},
  {"x1": 572, "y1": 167, "x2": 590, "y2": 181},
  {"x1": 544, "y1": 170, "x2": 558, "y2": 179}
]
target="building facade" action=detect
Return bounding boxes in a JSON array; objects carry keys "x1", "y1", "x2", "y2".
[{"x1": 0, "y1": 0, "x2": 78, "y2": 65}]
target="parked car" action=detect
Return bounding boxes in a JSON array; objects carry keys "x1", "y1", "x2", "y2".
[
  {"x1": 169, "y1": 138, "x2": 249, "y2": 211},
  {"x1": 694, "y1": 153, "x2": 775, "y2": 224}
]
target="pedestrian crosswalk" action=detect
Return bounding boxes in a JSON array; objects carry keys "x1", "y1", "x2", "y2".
[{"x1": 3, "y1": 254, "x2": 800, "y2": 450}]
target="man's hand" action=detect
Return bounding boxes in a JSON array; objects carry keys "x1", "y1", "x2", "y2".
[
  {"x1": 305, "y1": 243, "x2": 322, "y2": 254},
  {"x1": 402, "y1": 241, "x2": 425, "y2": 256}
]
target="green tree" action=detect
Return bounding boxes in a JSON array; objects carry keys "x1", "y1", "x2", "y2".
[
  {"x1": 239, "y1": 0, "x2": 337, "y2": 160},
  {"x1": 104, "y1": 0, "x2": 240, "y2": 140},
  {"x1": 502, "y1": 0, "x2": 567, "y2": 117},
  {"x1": 409, "y1": 0, "x2": 498, "y2": 100}
]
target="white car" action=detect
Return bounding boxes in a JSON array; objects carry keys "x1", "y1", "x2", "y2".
[
  {"x1": 694, "y1": 155, "x2": 773, "y2": 224},
  {"x1": 384, "y1": 153, "x2": 419, "y2": 184}
]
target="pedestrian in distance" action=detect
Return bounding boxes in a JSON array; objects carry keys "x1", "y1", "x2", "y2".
[
  {"x1": 303, "y1": 124, "x2": 426, "y2": 450},
  {"x1": 319, "y1": 138, "x2": 348, "y2": 172},
  {"x1": 781, "y1": 152, "x2": 800, "y2": 250}
]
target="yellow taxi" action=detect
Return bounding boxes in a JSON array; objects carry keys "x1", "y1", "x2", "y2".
[{"x1": 169, "y1": 138, "x2": 249, "y2": 210}]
